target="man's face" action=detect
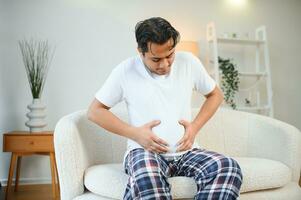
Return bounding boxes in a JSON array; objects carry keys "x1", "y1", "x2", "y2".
[{"x1": 139, "y1": 38, "x2": 176, "y2": 76}]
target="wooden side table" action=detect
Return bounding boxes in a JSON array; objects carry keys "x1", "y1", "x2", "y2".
[{"x1": 3, "y1": 131, "x2": 59, "y2": 200}]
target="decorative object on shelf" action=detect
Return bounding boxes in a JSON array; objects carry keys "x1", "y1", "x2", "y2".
[
  {"x1": 245, "y1": 98, "x2": 251, "y2": 106},
  {"x1": 222, "y1": 32, "x2": 229, "y2": 38},
  {"x1": 19, "y1": 39, "x2": 54, "y2": 132},
  {"x1": 231, "y1": 32, "x2": 238, "y2": 39},
  {"x1": 218, "y1": 56, "x2": 240, "y2": 109}
]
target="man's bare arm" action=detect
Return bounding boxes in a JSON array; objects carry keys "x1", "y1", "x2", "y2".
[
  {"x1": 191, "y1": 86, "x2": 224, "y2": 133},
  {"x1": 176, "y1": 86, "x2": 224, "y2": 151},
  {"x1": 87, "y1": 99, "x2": 138, "y2": 141},
  {"x1": 87, "y1": 99, "x2": 169, "y2": 153}
]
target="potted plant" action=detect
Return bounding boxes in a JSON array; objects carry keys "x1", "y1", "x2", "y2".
[
  {"x1": 19, "y1": 39, "x2": 54, "y2": 132},
  {"x1": 218, "y1": 56, "x2": 240, "y2": 109}
]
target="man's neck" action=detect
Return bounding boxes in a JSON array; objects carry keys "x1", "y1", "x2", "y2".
[{"x1": 142, "y1": 62, "x2": 170, "y2": 79}]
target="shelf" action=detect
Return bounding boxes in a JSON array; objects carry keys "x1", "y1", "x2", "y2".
[
  {"x1": 206, "y1": 22, "x2": 273, "y2": 117},
  {"x1": 209, "y1": 38, "x2": 265, "y2": 45},
  {"x1": 236, "y1": 105, "x2": 270, "y2": 111},
  {"x1": 209, "y1": 70, "x2": 267, "y2": 77},
  {"x1": 238, "y1": 72, "x2": 267, "y2": 77},
  {"x1": 218, "y1": 38, "x2": 265, "y2": 45}
]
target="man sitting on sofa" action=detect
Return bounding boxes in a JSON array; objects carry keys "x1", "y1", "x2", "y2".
[{"x1": 88, "y1": 17, "x2": 243, "y2": 200}]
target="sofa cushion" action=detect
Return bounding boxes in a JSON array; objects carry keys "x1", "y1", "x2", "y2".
[
  {"x1": 235, "y1": 157, "x2": 292, "y2": 192},
  {"x1": 84, "y1": 157, "x2": 291, "y2": 199},
  {"x1": 84, "y1": 163, "x2": 196, "y2": 199}
]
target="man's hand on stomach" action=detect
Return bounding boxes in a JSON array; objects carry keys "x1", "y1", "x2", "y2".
[
  {"x1": 133, "y1": 120, "x2": 169, "y2": 154},
  {"x1": 176, "y1": 119, "x2": 198, "y2": 152}
]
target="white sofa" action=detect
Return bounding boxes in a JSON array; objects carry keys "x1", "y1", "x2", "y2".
[{"x1": 54, "y1": 107, "x2": 301, "y2": 200}]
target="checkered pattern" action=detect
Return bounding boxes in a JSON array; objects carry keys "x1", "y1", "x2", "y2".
[{"x1": 123, "y1": 148, "x2": 242, "y2": 200}]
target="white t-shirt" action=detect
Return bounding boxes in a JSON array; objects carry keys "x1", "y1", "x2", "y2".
[{"x1": 95, "y1": 51, "x2": 216, "y2": 163}]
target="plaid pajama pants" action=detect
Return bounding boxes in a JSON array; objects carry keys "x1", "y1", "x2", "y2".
[{"x1": 123, "y1": 148, "x2": 242, "y2": 200}]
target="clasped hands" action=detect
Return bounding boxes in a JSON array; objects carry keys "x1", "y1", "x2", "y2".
[{"x1": 133, "y1": 119, "x2": 198, "y2": 154}]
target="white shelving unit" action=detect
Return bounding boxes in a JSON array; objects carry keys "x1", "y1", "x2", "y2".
[{"x1": 206, "y1": 22, "x2": 274, "y2": 117}]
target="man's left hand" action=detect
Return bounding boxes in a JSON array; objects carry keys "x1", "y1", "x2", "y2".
[{"x1": 176, "y1": 120, "x2": 198, "y2": 152}]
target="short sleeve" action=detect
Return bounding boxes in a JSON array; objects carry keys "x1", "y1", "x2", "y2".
[
  {"x1": 190, "y1": 53, "x2": 216, "y2": 95},
  {"x1": 95, "y1": 65, "x2": 124, "y2": 107}
]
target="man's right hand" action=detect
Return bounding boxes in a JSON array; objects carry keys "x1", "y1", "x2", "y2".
[{"x1": 133, "y1": 120, "x2": 169, "y2": 154}]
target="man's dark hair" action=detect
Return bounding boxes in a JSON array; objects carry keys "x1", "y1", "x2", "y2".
[{"x1": 135, "y1": 17, "x2": 180, "y2": 55}]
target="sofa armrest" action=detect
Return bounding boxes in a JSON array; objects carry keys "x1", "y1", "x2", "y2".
[
  {"x1": 247, "y1": 114, "x2": 301, "y2": 182},
  {"x1": 54, "y1": 110, "x2": 92, "y2": 200}
]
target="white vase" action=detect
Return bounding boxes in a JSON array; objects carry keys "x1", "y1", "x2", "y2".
[{"x1": 25, "y1": 98, "x2": 47, "y2": 132}]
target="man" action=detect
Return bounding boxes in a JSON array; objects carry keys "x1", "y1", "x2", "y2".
[{"x1": 88, "y1": 17, "x2": 242, "y2": 200}]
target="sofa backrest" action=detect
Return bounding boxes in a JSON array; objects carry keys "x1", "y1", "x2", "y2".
[{"x1": 73, "y1": 107, "x2": 259, "y2": 165}]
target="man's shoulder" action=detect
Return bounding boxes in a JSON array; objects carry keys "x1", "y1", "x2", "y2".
[
  {"x1": 115, "y1": 55, "x2": 140, "y2": 72},
  {"x1": 172, "y1": 51, "x2": 196, "y2": 71}
]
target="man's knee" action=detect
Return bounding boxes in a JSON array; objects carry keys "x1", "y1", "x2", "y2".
[
  {"x1": 218, "y1": 157, "x2": 243, "y2": 183},
  {"x1": 217, "y1": 156, "x2": 241, "y2": 171},
  {"x1": 204, "y1": 156, "x2": 243, "y2": 179},
  {"x1": 224, "y1": 157, "x2": 242, "y2": 175}
]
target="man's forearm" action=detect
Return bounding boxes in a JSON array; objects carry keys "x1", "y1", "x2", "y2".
[
  {"x1": 88, "y1": 108, "x2": 138, "y2": 141},
  {"x1": 191, "y1": 87, "x2": 224, "y2": 134}
]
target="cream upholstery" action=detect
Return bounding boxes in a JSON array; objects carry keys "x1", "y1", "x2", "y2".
[
  {"x1": 54, "y1": 107, "x2": 301, "y2": 200},
  {"x1": 83, "y1": 158, "x2": 292, "y2": 199}
]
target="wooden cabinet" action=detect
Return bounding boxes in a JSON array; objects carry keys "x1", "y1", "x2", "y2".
[{"x1": 3, "y1": 131, "x2": 59, "y2": 200}]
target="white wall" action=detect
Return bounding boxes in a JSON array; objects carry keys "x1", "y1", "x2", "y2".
[{"x1": 0, "y1": 0, "x2": 300, "y2": 184}]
